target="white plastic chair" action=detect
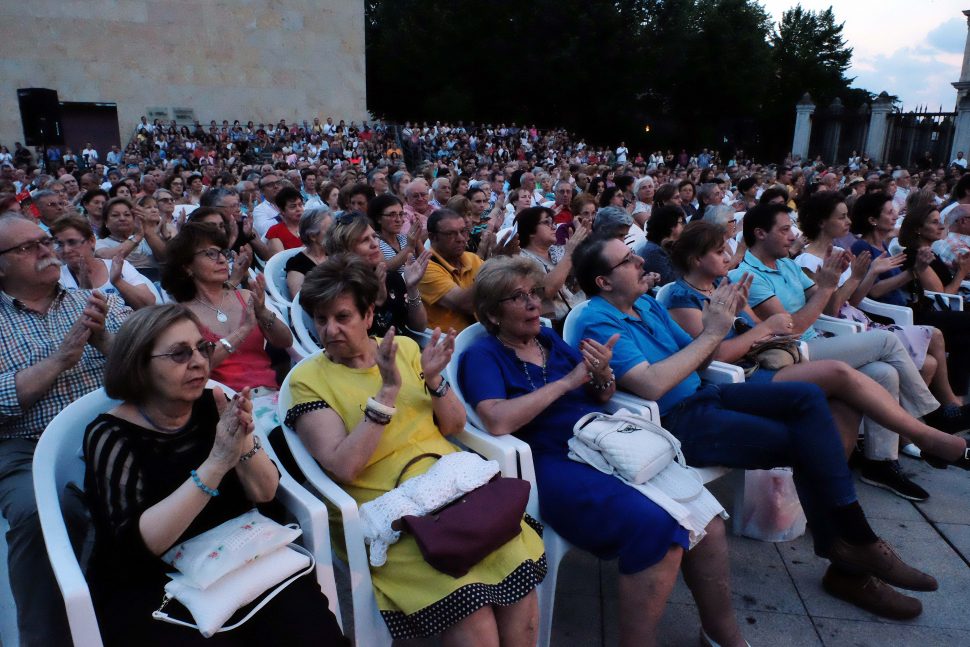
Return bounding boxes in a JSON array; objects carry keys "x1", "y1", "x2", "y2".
[
  {"x1": 277, "y1": 351, "x2": 515, "y2": 647},
  {"x1": 289, "y1": 292, "x2": 322, "y2": 352},
  {"x1": 263, "y1": 246, "x2": 305, "y2": 308},
  {"x1": 33, "y1": 381, "x2": 341, "y2": 646},
  {"x1": 925, "y1": 290, "x2": 964, "y2": 312}
]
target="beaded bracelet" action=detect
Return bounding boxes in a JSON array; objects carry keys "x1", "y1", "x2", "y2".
[
  {"x1": 588, "y1": 368, "x2": 616, "y2": 391},
  {"x1": 404, "y1": 293, "x2": 423, "y2": 306},
  {"x1": 190, "y1": 469, "x2": 220, "y2": 497},
  {"x1": 239, "y1": 435, "x2": 262, "y2": 463}
]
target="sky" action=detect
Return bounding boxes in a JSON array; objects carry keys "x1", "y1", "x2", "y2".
[{"x1": 760, "y1": 0, "x2": 969, "y2": 112}]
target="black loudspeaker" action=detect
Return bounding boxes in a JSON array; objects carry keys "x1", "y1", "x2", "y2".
[{"x1": 17, "y1": 88, "x2": 64, "y2": 146}]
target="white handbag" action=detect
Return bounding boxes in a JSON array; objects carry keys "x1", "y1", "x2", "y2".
[{"x1": 572, "y1": 409, "x2": 687, "y2": 484}]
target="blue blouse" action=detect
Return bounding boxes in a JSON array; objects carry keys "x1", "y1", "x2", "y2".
[
  {"x1": 457, "y1": 328, "x2": 601, "y2": 457},
  {"x1": 850, "y1": 239, "x2": 907, "y2": 306}
]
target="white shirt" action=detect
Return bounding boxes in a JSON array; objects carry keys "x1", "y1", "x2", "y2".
[
  {"x1": 59, "y1": 258, "x2": 152, "y2": 304},
  {"x1": 252, "y1": 199, "x2": 281, "y2": 238},
  {"x1": 616, "y1": 147, "x2": 628, "y2": 163},
  {"x1": 81, "y1": 148, "x2": 98, "y2": 162},
  {"x1": 953, "y1": 157, "x2": 968, "y2": 169}
]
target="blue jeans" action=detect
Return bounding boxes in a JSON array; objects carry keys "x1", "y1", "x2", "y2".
[{"x1": 662, "y1": 381, "x2": 856, "y2": 553}]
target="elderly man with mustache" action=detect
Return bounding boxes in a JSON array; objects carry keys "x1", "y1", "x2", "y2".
[{"x1": 0, "y1": 214, "x2": 130, "y2": 645}]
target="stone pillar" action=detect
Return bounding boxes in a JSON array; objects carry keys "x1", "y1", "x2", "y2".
[
  {"x1": 949, "y1": 94, "x2": 970, "y2": 164},
  {"x1": 791, "y1": 93, "x2": 815, "y2": 163},
  {"x1": 823, "y1": 98, "x2": 844, "y2": 164},
  {"x1": 952, "y1": 10, "x2": 970, "y2": 105},
  {"x1": 865, "y1": 92, "x2": 894, "y2": 165}
]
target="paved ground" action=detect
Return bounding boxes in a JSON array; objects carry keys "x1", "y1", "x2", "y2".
[
  {"x1": 549, "y1": 456, "x2": 970, "y2": 646},
  {"x1": 3, "y1": 456, "x2": 969, "y2": 646}
]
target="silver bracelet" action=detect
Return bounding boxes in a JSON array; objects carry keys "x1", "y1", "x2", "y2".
[
  {"x1": 239, "y1": 435, "x2": 262, "y2": 462},
  {"x1": 404, "y1": 293, "x2": 423, "y2": 306},
  {"x1": 218, "y1": 337, "x2": 235, "y2": 354}
]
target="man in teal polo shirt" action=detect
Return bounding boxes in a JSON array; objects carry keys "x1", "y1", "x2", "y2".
[{"x1": 728, "y1": 203, "x2": 940, "y2": 502}]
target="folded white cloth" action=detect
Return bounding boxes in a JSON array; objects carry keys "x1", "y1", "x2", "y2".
[
  {"x1": 359, "y1": 452, "x2": 500, "y2": 566},
  {"x1": 568, "y1": 409, "x2": 726, "y2": 548}
]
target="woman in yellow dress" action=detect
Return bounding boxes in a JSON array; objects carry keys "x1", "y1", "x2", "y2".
[{"x1": 284, "y1": 254, "x2": 545, "y2": 645}]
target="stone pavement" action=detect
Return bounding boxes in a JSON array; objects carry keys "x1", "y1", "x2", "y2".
[{"x1": 550, "y1": 457, "x2": 970, "y2": 646}]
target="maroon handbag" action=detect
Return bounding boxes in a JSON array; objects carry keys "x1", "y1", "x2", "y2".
[{"x1": 392, "y1": 453, "x2": 531, "y2": 578}]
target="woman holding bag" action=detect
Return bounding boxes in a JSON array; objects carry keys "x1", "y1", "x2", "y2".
[
  {"x1": 286, "y1": 254, "x2": 544, "y2": 645},
  {"x1": 83, "y1": 305, "x2": 345, "y2": 645},
  {"x1": 458, "y1": 256, "x2": 747, "y2": 647}
]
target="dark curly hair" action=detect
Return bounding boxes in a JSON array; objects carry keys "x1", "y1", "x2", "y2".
[{"x1": 161, "y1": 222, "x2": 229, "y2": 302}]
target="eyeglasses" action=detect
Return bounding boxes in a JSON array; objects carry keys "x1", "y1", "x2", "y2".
[
  {"x1": 381, "y1": 210, "x2": 404, "y2": 220},
  {"x1": 435, "y1": 228, "x2": 470, "y2": 240},
  {"x1": 606, "y1": 252, "x2": 635, "y2": 273},
  {"x1": 0, "y1": 236, "x2": 55, "y2": 256},
  {"x1": 156, "y1": 197, "x2": 174, "y2": 203},
  {"x1": 498, "y1": 287, "x2": 544, "y2": 306},
  {"x1": 194, "y1": 248, "x2": 234, "y2": 262},
  {"x1": 53, "y1": 238, "x2": 86, "y2": 250},
  {"x1": 537, "y1": 218, "x2": 554, "y2": 228},
  {"x1": 150, "y1": 340, "x2": 216, "y2": 363}
]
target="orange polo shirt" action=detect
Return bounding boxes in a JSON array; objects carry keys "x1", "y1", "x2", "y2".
[{"x1": 418, "y1": 250, "x2": 484, "y2": 332}]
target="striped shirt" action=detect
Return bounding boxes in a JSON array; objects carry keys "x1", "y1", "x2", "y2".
[{"x1": 0, "y1": 287, "x2": 130, "y2": 440}]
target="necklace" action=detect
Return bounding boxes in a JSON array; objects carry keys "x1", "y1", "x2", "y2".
[
  {"x1": 683, "y1": 277, "x2": 714, "y2": 295},
  {"x1": 500, "y1": 336, "x2": 547, "y2": 391},
  {"x1": 135, "y1": 403, "x2": 190, "y2": 433},
  {"x1": 194, "y1": 290, "x2": 229, "y2": 323}
]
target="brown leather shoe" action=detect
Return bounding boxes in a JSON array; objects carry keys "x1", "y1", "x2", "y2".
[
  {"x1": 828, "y1": 538, "x2": 938, "y2": 591},
  {"x1": 822, "y1": 567, "x2": 923, "y2": 620}
]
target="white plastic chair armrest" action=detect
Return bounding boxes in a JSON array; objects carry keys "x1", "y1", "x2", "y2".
[
  {"x1": 700, "y1": 361, "x2": 744, "y2": 384},
  {"x1": 606, "y1": 392, "x2": 660, "y2": 422},
  {"x1": 799, "y1": 341, "x2": 810, "y2": 361},
  {"x1": 926, "y1": 290, "x2": 964, "y2": 311},
  {"x1": 858, "y1": 297, "x2": 914, "y2": 326},
  {"x1": 815, "y1": 315, "x2": 863, "y2": 335},
  {"x1": 452, "y1": 425, "x2": 521, "y2": 477}
]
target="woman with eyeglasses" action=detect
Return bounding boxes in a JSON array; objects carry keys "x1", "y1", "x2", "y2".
[
  {"x1": 51, "y1": 215, "x2": 156, "y2": 309},
  {"x1": 288, "y1": 255, "x2": 543, "y2": 644},
  {"x1": 634, "y1": 205, "x2": 686, "y2": 287},
  {"x1": 322, "y1": 211, "x2": 429, "y2": 340},
  {"x1": 368, "y1": 194, "x2": 419, "y2": 273},
  {"x1": 94, "y1": 197, "x2": 167, "y2": 282},
  {"x1": 515, "y1": 206, "x2": 587, "y2": 328},
  {"x1": 83, "y1": 305, "x2": 345, "y2": 646},
  {"x1": 162, "y1": 222, "x2": 292, "y2": 393},
  {"x1": 457, "y1": 256, "x2": 747, "y2": 647}
]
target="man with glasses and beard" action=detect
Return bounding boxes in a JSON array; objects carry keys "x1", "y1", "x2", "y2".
[{"x1": 0, "y1": 215, "x2": 130, "y2": 644}]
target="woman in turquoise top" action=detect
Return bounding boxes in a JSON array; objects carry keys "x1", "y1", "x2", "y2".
[{"x1": 661, "y1": 221, "x2": 970, "y2": 460}]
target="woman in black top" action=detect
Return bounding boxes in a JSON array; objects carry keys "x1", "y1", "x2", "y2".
[
  {"x1": 322, "y1": 211, "x2": 430, "y2": 339},
  {"x1": 83, "y1": 305, "x2": 345, "y2": 646}
]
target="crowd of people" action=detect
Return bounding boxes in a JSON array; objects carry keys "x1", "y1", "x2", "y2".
[{"x1": 3, "y1": 115, "x2": 970, "y2": 646}]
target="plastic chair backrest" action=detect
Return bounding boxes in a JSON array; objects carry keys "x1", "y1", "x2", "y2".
[
  {"x1": 446, "y1": 323, "x2": 491, "y2": 431},
  {"x1": 289, "y1": 292, "x2": 322, "y2": 351},
  {"x1": 654, "y1": 281, "x2": 676, "y2": 306},
  {"x1": 264, "y1": 247, "x2": 305, "y2": 307},
  {"x1": 561, "y1": 299, "x2": 589, "y2": 347}
]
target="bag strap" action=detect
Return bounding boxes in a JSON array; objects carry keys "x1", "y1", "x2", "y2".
[
  {"x1": 394, "y1": 453, "x2": 442, "y2": 488},
  {"x1": 152, "y1": 544, "x2": 316, "y2": 634}
]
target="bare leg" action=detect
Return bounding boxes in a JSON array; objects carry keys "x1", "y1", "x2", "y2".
[
  {"x1": 617, "y1": 544, "x2": 683, "y2": 647},
  {"x1": 774, "y1": 359, "x2": 966, "y2": 461},
  {"x1": 927, "y1": 329, "x2": 961, "y2": 406},
  {"x1": 441, "y1": 605, "x2": 499, "y2": 647},
  {"x1": 919, "y1": 352, "x2": 936, "y2": 388},
  {"x1": 494, "y1": 590, "x2": 539, "y2": 647},
  {"x1": 827, "y1": 398, "x2": 862, "y2": 457},
  {"x1": 681, "y1": 517, "x2": 745, "y2": 647}
]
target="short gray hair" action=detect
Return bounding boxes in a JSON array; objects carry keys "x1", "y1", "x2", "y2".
[
  {"x1": 702, "y1": 204, "x2": 735, "y2": 227},
  {"x1": 300, "y1": 206, "x2": 332, "y2": 245},
  {"x1": 696, "y1": 183, "x2": 718, "y2": 205},
  {"x1": 199, "y1": 186, "x2": 237, "y2": 208}
]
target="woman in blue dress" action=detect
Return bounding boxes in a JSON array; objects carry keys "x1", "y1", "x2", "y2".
[{"x1": 458, "y1": 256, "x2": 747, "y2": 647}]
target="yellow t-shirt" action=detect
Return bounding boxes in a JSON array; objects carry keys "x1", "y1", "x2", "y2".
[{"x1": 418, "y1": 250, "x2": 483, "y2": 332}]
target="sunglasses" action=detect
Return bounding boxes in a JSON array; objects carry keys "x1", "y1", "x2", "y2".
[{"x1": 150, "y1": 340, "x2": 216, "y2": 364}]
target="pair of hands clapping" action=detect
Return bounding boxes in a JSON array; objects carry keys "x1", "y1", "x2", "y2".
[{"x1": 374, "y1": 327, "x2": 457, "y2": 398}]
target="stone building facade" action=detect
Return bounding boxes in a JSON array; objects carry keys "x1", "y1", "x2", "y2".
[{"x1": 0, "y1": 0, "x2": 366, "y2": 150}]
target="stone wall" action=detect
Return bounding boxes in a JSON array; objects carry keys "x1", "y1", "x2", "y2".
[{"x1": 0, "y1": 0, "x2": 366, "y2": 150}]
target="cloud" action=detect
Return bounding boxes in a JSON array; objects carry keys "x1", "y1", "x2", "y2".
[
  {"x1": 926, "y1": 17, "x2": 967, "y2": 54},
  {"x1": 852, "y1": 45, "x2": 961, "y2": 110}
]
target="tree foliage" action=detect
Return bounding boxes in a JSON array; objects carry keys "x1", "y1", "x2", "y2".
[{"x1": 365, "y1": 1, "x2": 865, "y2": 158}]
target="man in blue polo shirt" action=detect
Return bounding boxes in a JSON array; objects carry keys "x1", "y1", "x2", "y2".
[{"x1": 728, "y1": 203, "x2": 940, "y2": 502}]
